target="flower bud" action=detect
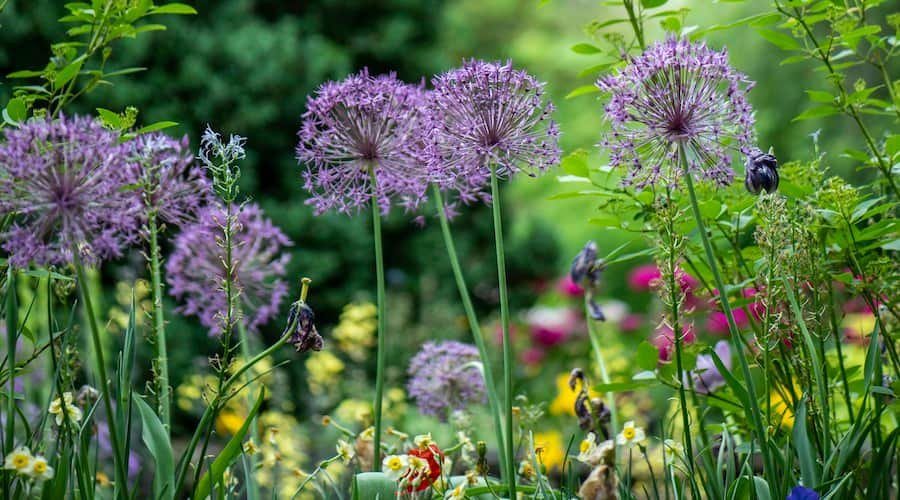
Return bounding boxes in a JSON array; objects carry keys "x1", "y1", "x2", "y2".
[
  {"x1": 570, "y1": 241, "x2": 599, "y2": 286},
  {"x1": 744, "y1": 148, "x2": 779, "y2": 194}
]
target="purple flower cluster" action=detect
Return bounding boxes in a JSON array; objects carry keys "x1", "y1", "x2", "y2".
[
  {"x1": 407, "y1": 340, "x2": 487, "y2": 421},
  {"x1": 428, "y1": 60, "x2": 560, "y2": 186},
  {"x1": 165, "y1": 203, "x2": 291, "y2": 335},
  {"x1": 296, "y1": 69, "x2": 431, "y2": 215},
  {"x1": 597, "y1": 37, "x2": 755, "y2": 189},
  {"x1": 129, "y1": 133, "x2": 211, "y2": 226},
  {"x1": 0, "y1": 115, "x2": 140, "y2": 266}
]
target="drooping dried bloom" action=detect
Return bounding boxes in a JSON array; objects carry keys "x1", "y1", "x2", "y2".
[
  {"x1": 0, "y1": 115, "x2": 139, "y2": 266},
  {"x1": 407, "y1": 341, "x2": 487, "y2": 421},
  {"x1": 284, "y1": 300, "x2": 322, "y2": 353},
  {"x1": 428, "y1": 60, "x2": 561, "y2": 188},
  {"x1": 597, "y1": 37, "x2": 756, "y2": 189},
  {"x1": 129, "y1": 133, "x2": 211, "y2": 226},
  {"x1": 570, "y1": 241, "x2": 607, "y2": 321},
  {"x1": 744, "y1": 147, "x2": 779, "y2": 194},
  {"x1": 166, "y1": 203, "x2": 291, "y2": 335},
  {"x1": 296, "y1": 69, "x2": 430, "y2": 215}
]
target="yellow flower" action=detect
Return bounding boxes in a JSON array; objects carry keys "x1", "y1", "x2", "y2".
[
  {"x1": 333, "y1": 303, "x2": 377, "y2": 361},
  {"x1": 26, "y1": 456, "x2": 54, "y2": 481},
  {"x1": 842, "y1": 312, "x2": 876, "y2": 339},
  {"x1": 49, "y1": 392, "x2": 83, "y2": 426},
  {"x1": 215, "y1": 410, "x2": 246, "y2": 436},
  {"x1": 3, "y1": 447, "x2": 32, "y2": 473},
  {"x1": 533, "y1": 431, "x2": 565, "y2": 471},
  {"x1": 576, "y1": 432, "x2": 598, "y2": 464},
  {"x1": 770, "y1": 387, "x2": 796, "y2": 430},
  {"x1": 96, "y1": 471, "x2": 112, "y2": 487},
  {"x1": 305, "y1": 350, "x2": 344, "y2": 395},
  {"x1": 335, "y1": 399, "x2": 372, "y2": 425},
  {"x1": 549, "y1": 374, "x2": 599, "y2": 416},
  {"x1": 382, "y1": 454, "x2": 409, "y2": 480},
  {"x1": 445, "y1": 483, "x2": 466, "y2": 499}
]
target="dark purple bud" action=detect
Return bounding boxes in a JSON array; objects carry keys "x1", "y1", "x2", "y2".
[
  {"x1": 286, "y1": 301, "x2": 322, "y2": 353},
  {"x1": 570, "y1": 241, "x2": 599, "y2": 286},
  {"x1": 588, "y1": 296, "x2": 606, "y2": 322},
  {"x1": 744, "y1": 148, "x2": 779, "y2": 195}
]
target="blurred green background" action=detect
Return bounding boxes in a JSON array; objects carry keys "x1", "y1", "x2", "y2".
[{"x1": 0, "y1": 0, "x2": 882, "y2": 427}]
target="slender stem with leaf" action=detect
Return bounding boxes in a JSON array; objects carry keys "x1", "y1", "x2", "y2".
[
  {"x1": 146, "y1": 215, "x2": 171, "y2": 434},
  {"x1": 488, "y1": 163, "x2": 517, "y2": 497},
  {"x1": 431, "y1": 184, "x2": 508, "y2": 481},
  {"x1": 3, "y1": 268, "x2": 16, "y2": 500},
  {"x1": 678, "y1": 145, "x2": 775, "y2": 490},
  {"x1": 584, "y1": 302, "x2": 618, "y2": 433},
  {"x1": 72, "y1": 250, "x2": 130, "y2": 498},
  {"x1": 369, "y1": 167, "x2": 387, "y2": 471}
]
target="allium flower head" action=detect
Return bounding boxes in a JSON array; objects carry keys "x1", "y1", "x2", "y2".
[
  {"x1": 166, "y1": 203, "x2": 291, "y2": 335},
  {"x1": 129, "y1": 132, "x2": 211, "y2": 226},
  {"x1": 407, "y1": 341, "x2": 486, "y2": 421},
  {"x1": 296, "y1": 69, "x2": 430, "y2": 215},
  {"x1": 0, "y1": 115, "x2": 139, "y2": 266},
  {"x1": 428, "y1": 60, "x2": 561, "y2": 187},
  {"x1": 597, "y1": 37, "x2": 756, "y2": 189}
]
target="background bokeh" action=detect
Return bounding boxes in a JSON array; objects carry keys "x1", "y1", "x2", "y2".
[{"x1": 0, "y1": 0, "x2": 889, "y2": 464}]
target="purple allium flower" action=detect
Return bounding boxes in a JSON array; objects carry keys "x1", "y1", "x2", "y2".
[
  {"x1": 787, "y1": 486, "x2": 819, "y2": 500},
  {"x1": 128, "y1": 133, "x2": 211, "y2": 226},
  {"x1": 428, "y1": 60, "x2": 561, "y2": 187},
  {"x1": 296, "y1": 69, "x2": 431, "y2": 215},
  {"x1": 686, "y1": 340, "x2": 731, "y2": 394},
  {"x1": 0, "y1": 115, "x2": 140, "y2": 266},
  {"x1": 165, "y1": 203, "x2": 291, "y2": 335},
  {"x1": 597, "y1": 37, "x2": 756, "y2": 189},
  {"x1": 407, "y1": 341, "x2": 487, "y2": 421}
]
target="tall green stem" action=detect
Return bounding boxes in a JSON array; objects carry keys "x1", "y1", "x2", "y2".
[
  {"x1": 678, "y1": 146, "x2": 774, "y2": 490},
  {"x1": 4, "y1": 268, "x2": 17, "y2": 500},
  {"x1": 431, "y1": 184, "x2": 508, "y2": 481},
  {"x1": 584, "y1": 304, "x2": 617, "y2": 434},
  {"x1": 237, "y1": 318, "x2": 260, "y2": 500},
  {"x1": 488, "y1": 165, "x2": 516, "y2": 498},
  {"x1": 370, "y1": 168, "x2": 387, "y2": 471},
  {"x1": 72, "y1": 251, "x2": 130, "y2": 497},
  {"x1": 147, "y1": 215, "x2": 171, "y2": 433}
]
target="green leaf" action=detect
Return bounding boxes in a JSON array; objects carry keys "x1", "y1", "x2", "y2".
[
  {"x1": 7, "y1": 69, "x2": 44, "y2": 79},
  {"x1": 793, "y1": 105, "x2": 839, "y2": 122},
  {"x1": 640, "y1": 0, "x2": 668, "y2": 8},
  {"x1": 756, "y1": 28, "x2": 801, "y2": 51},
  {"x1": 660, "y1": 16, "x2": 681, "y2": 33},
  {"x1": 560, "y1": 150, "x2": 589, "y2": 177},
  {"x1": 54, "y1": 56, "x2": 85, "y2": 88},
  {"x1": 96, "y1": 108, "x2": 122, "y2": 129},
  {"x1": 805, "y1": 90, "x2": 834, "y2": 103},
  {"x1": 352, "y1": 472, "x2": 398, "y2": 500},
  {"x1": 566, "y1": 85, "x2": 600, "y2": 99},
  {"x1": 636, "y1": 341, "x2": 659, "y2": 371},
  {"x1": 591, "y1": 378, "x2": 656, "y2": 393},
  {"x1": 571, "y1": 43, "x2": 602, "y2": 54},
  {"x1": 193, "y1": 389, "x2": 265, "y2": 500},
  {"x1": 793, "y1": 398, "x2": 820, "y2": 488},
  {"x1": 135, "y1": 396, "x2": 174, "y2": 500},
  {"x1": 149, "y1": 3, "x2": 197, "y2": 15},
  {"x1": 136, "y1": 121, "x2": 178, "y2": 134}
]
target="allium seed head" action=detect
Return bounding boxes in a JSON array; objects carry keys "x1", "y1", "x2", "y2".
[
  {"x1": 0, "y1": 115, "x2": 139, "y2": 266},
  {"x1": 296, "y1": 69, "x2": 431, "y2": 215},
  {"x1": 597, "y1": 37, "x2": 756, "y2": 189},
  {"x1": 407, "y1": 341, "x2": 486, "y2": 421},
  {"x1": 129, "y1": 133, "x2": 211, "y2": 227},
  {"x1": 166, "y1": 203, "x2": 291, "y2": 335},
  {"x1": 428, "y1": 60, "x2": 561, "y2": 189}
]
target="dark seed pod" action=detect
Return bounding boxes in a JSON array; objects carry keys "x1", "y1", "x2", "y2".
[
  {"x1": 285, "y1": 301, "x2": 322, "y2": 353},
  {"x1": 744, "y1": 148, "x2": 779, "y2": 194}
]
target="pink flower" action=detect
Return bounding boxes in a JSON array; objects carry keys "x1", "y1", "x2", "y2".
[
  {"x1": 652, "y1": 324, "x2": 696, "y2": 362},
  {"x1": 619, "y1": 314, "x2": 643, "y2": 333},
  {"x1": 705, "y1": 308, "x2": 749, "y2": 336},
  {"x1": 558, "y1": 275, "x2": 585, "y2": 297},
  {"x1": 526, "y1": 306, "x2": 579, "y2": 347},
  {"x1": 628, "y1": 264, "x2": 660, "y2": 292},
  {"x1": 521, "y1": 347, "x2": 546, "y2": 366}
]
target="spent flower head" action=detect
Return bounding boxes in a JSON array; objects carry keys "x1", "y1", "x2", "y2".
[
  {"x1": 407, "y1": 341, "x2": 487, "y2": 421},
  {"x1": 296, "y1": 69, "x2": 431, "y2": 215},
  {"x1": 428, "y1": 59, "x2": 560, "y2": 187},
  {"x1": 597, "y1": 37, "x2": 756, "y2": 189},
  {"x1": 129, "y1": 132, "x2": 211, "y2": 226},
  {"x1": 0, "y1": 115, "x2": 139, "y2": 266},
  {"x1": 166, "y1": 203, "x2": 291, "y2": 335}
]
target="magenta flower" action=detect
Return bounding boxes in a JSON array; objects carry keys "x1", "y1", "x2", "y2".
[
  {"x1": 428, "y1": 60, "x2": 560, "y2": 188},
  {"x1": 597, "y1": 37, "x2": 755, "y2": 189},
  {"x1": 558, "y1": 275, "x2": 585, "y2": 297},
  {"x1": 407, "y1": 341, "x2": 487, "y2": 421},
  {"x1": 652, "y1": 324, "x2": 696, "y2": 363},
  {"x1": 128, "y1": 133, "x2": 211, "y2": 227},
  {"x1": 166, "y1": 203, "x2": 291, "y2": 335},
  {"x1": 296, "y1": 69, "x2": 431, "y2": 215},
  {"x1": 628, "y1": 264, "x2": 661, "y2": 292},
  {"x1": 0, "y1": 115, "x2": 139, "y2": 266},
  {"x1": 706, "y1": 308, "x2": 750, "y2": 336},
  {"x1": 526, "y1": 306, "x2": 579, "y2": 347}
]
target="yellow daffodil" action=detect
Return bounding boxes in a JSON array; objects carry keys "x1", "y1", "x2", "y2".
[
  {"x1": 549, "y1": 374, "x2": 599, "y2": 416},
  {"x1": 770, "y1": 387, "x2": 796, "y2": 430},
  {"x1": 215, "y1": 410, "x2": 245, "y2": 436},
  {"x1": 25, "y1": 456, "x2": 54, "y2": 481},
  {"x1": 49, "y1": 392, "x2": 83, "y2": 426},
  {"x1": 3, "y1": 447, "x2": 32, "y2": 473},
  {"x1": 533, "y1": 431, "x2": 565, "y2": 471},
  {"x1": 576, "y1": 432, "x2": 599, "y2": 464},
  {"x1": 382, "y1": 454, "x2": 409, "y2": 480}
]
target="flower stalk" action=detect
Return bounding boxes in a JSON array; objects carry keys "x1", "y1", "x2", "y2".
[
  {"x1": 147, "y1": 214, "x2": 171, "y2": 433},
  {"x1": 370, "y1": 166, "x2": 388, "y2": 471}
]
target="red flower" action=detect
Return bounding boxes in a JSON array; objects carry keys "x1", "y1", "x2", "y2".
[{"x1": 404, "y1": 443, "x2": 444, "y2": 492}]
